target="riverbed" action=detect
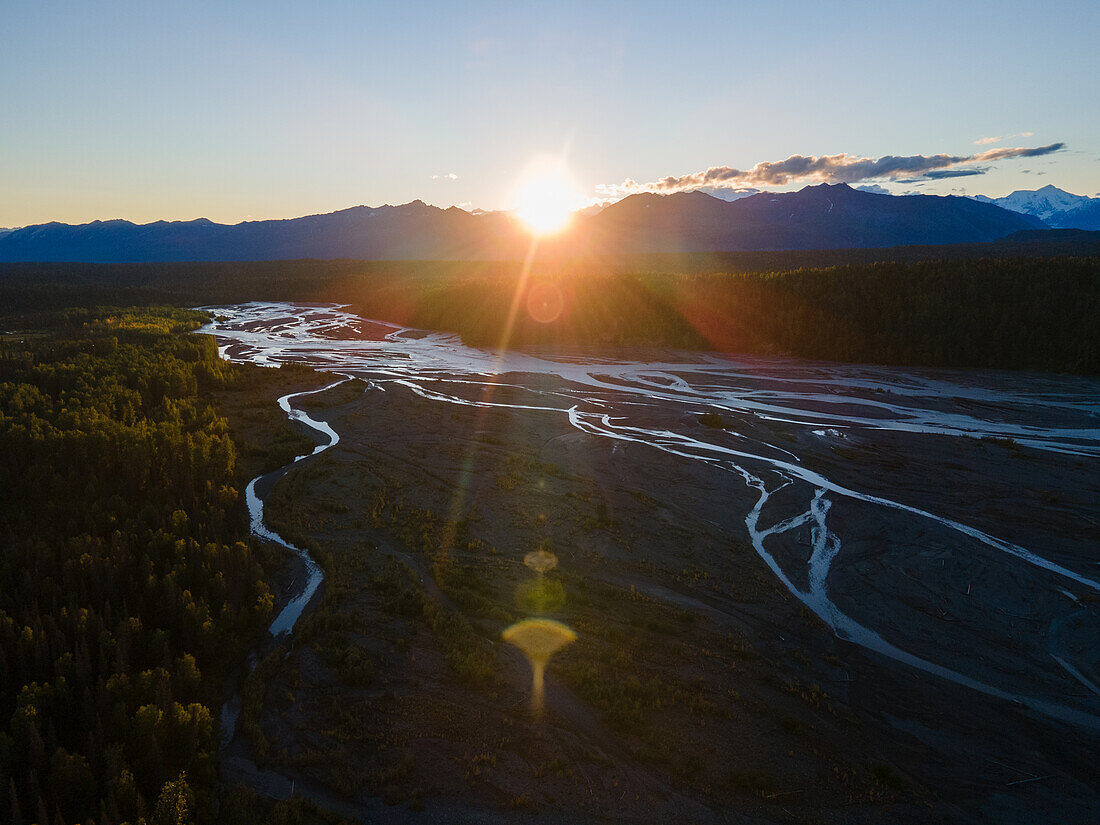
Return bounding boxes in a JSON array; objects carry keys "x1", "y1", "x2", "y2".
[{"x1": 199, "y1": 300, "x2": 1100, "y2": 822}]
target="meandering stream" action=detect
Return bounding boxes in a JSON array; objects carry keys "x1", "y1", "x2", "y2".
[
  {"x1": 247, "y1": 377, "x2": 350, "y2": 636},
  {"x1": 199, "y1": 301, "x2": 1100, "y2": 731}
]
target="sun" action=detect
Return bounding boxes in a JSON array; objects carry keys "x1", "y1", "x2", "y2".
[{"x1": 513, "y1": 161, "x2": 579, "y2": 236}]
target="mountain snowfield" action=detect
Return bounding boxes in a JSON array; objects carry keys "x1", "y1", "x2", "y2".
[{"x1": 972, "y1": 184, "x2": 1100, "y2": 229}]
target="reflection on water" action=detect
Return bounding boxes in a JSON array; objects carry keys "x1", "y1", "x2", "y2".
[{"x1": 503, "y1": 619, "x2": 577, "y2": 716}]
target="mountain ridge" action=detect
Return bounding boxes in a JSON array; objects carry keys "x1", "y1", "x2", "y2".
[{"x1": 0, "y1": 183, "x2": 1047, "y2": 262}]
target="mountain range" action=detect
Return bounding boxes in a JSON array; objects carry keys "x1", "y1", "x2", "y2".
[
  {"x1": 971, "y1": 184, "x2": 1100, "y2": 230},
  {"x1": 0, "y1": 183, "x2": 1074, "y2": 263}
]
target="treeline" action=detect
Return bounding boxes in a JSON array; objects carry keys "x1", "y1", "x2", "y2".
[
  {"x1": 2, "y1": 226, "x2": 1099, "y2": 317},
  {"x1": 2, "y1": 253, "x2": 1098, "y2": 372},
  {"x1": 396, "y1": 257, "x2": 1100, "y2": 372},
  {"x1": 0, "y1": 308, "x2": 274, "y2": 824}
]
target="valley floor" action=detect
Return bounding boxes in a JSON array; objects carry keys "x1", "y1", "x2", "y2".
[{"x1": 220, "y1": 373, "x2": 1099, "y2": 824}]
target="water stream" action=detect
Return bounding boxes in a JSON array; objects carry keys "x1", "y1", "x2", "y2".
[
  {"x1": 199, "y1": 301, "x2": 1100, "y2": 731},
  {"x1": 248, "y1": 378, "x2": 350, "y2": 637}
]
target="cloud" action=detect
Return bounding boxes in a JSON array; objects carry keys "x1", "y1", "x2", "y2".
[
  {"x1": 974, "y1": 131, "x2": 1033, "y2": 146},
  {"x1": 431, "y1": 173, "x2": 459, "y2": 180},
  {"x1": 596, "y1": 143, "x2": 1065, "y2": 198},
  {"x1": 975, "y1": 143, "x2": 1062, "y2": 161},
  {"x1": 901, "y1": 168, "x2": 987, "y2": 181},
  {"x1": 856, "y1": 184, "x2": 891, "y2": 195}
]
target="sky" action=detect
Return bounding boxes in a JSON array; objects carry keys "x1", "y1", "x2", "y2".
[{"x1": 2, "y1": 0, "x2": 1098, "y2": 226}]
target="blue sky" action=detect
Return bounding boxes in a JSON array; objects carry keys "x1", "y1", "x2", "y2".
[{"x1": 2, "y1": 0, "x2": 1098, "y2": 225}]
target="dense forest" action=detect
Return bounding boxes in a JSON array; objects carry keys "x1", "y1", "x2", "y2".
[
  {"x1": 401, "y1": 257, "x2": 1100, "y2": 372},
  {"x1": 2, "y1": 251, "x2": 1098, "y2": 372},
  {"x1": 0, "y1": 308, "x2": 276, "y2": 824}
]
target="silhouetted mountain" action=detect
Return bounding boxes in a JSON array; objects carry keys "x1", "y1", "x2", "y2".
[
  {"x1": 973, "y1": 185, "x2": 1100, "y2": 230},
  {"x1": 1062, "y1": 201, "x2": 1100, "y2": 231},
  {"x1": 572, "y1": 183, "x2": 1044, "y2": 253},
  {"x1": 0, "y1": 202, "x2": 527, "y2": 263},
  {"x1": 0, "y1": 183, "x2": 1045, "y2": 262}
]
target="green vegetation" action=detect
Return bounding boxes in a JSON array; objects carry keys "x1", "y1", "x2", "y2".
[
  {"x1": 2, "y1": 253, "x2": 1097, "y2": 372},
  {"x1": 395, "y1": 258, "x2": 1100, "y2": 372},
  {"x1": 0, "y1": 307, "x2": 277, "y2": 824},
  {"x1": 220, "y1": 786, "x2": 353, "y2": 825},
  {"x1": 273, "y1": 464, "x2": 507, "y2": 688}
]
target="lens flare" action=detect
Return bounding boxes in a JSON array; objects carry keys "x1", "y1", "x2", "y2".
[
  {"x1": 524, "y1": 548, "x2": 558, "y2": 573},
  {"x1": 515, "y1": 577, "x2": 566, "y2": 614},
  {"x1": 502, "y1": 619, "x2": 576, "y2": 716},
  {"x1": 526, "y1": 281, "x2": 564, "y2": 324}
]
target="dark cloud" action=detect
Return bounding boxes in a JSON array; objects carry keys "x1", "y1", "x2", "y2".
[
  {"x1": 976, "y1": 142, "x2": 1063, "y2": 161},
  {"x1": 901, "y1": 169, "x2": 988, "y2": 182},
  {"x1": 596, "y1": 143, "x2": 1066, "y2": 198}
]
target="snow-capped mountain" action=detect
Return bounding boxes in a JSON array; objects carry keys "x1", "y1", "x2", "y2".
[
  {"x1": 972, "y1": 185, "x2": 1100, "y2": 229},
  {"x1": 689, "y1": 186, "x2": 761, "y2": 202}
]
